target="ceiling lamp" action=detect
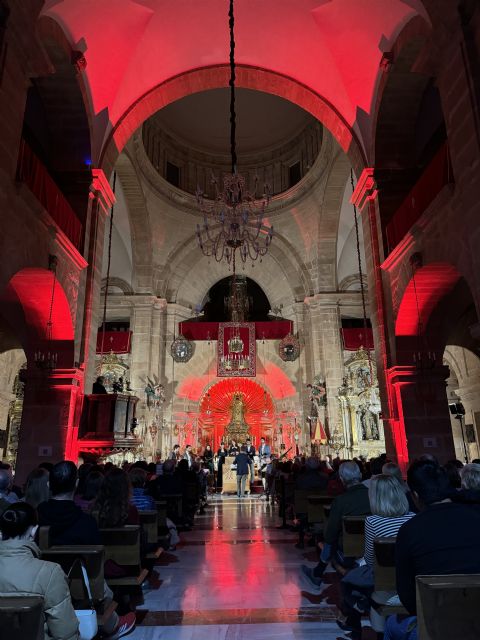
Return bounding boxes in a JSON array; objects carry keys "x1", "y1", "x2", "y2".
[{"x1": 196, "y1": 0, "x2": 273, "y2": 269}]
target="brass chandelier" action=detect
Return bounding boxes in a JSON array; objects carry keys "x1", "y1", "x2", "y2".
[{"x1": 196, "y1": 0, "x2": 273, "y2": 268}]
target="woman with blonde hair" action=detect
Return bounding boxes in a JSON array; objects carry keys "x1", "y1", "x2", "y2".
[{"x1": 337, "y1": 474, "x2": 415, "y2": 638}]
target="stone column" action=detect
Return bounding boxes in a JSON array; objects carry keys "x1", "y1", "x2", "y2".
[
  {"x1": 79, "y1": 170, "x2": 115, "y2": 393},
  {"x1": 15, "y1": 368, "x2": 83, "y2": 483},
  {"x1": 304, "y1": 295, "x2": 344, "y2": 437},
  {"x1": 387, "y1": 365, "x2": 455, "y2": 467},
  {"x1": 350, "y1": 170, "x2": 396, "y2": 460}
]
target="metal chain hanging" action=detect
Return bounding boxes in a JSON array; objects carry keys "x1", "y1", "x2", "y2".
[
  {"x1": 100, "y1": 171, "x2": 117, "y2": 357},
  {"x1": 350, "y1": 169, "x2": 374, "y2": 383}
]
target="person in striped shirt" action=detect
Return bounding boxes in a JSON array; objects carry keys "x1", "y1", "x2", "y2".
[
  {"x1": 129, "y1": 467, "x2": 156, "y2": 511},
  {"x1": 337, "y1": 474, "x2": 415, "y2": 638}
]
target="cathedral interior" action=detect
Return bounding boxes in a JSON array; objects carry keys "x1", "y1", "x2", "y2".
[{"x1": 0, "y1": 2, "x2": 480, "y2": 640}]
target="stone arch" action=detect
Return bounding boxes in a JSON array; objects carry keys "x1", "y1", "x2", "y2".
[
  {"x1": 0, "y1": 267, "x2": 75, "y2": 367},
  {"x1": 101, "y1": 277, "x2": 134, "y2": 296},
  {"x1": 161, "y1": 230, "x2": 314, "y2": 310},
  {"x1": 100, "y1": 65, "x2": 366, "y2": 178}
]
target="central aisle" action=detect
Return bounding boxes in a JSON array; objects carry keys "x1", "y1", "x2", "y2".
[{"x1": 130, "y1": 495, "x2": 346, "y2": 639}]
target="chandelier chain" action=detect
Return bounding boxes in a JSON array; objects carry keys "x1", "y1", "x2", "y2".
[
  {"x1": 350, "y1": 169, "x2": 373, "y2": 381},
  {"x1": 100, "y1": 170, "x2": 117, "y2": 356},
  {"x1": 229, "y1": 0, "x2": 237, "y2": 174}
]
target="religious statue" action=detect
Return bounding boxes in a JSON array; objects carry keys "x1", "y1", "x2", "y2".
[
  {"x1": 224, "y1": 392, "x2": 250, "y2": 444},
  {"x1": 358, "y1": 406, "x2": 380, "y2": 441}
]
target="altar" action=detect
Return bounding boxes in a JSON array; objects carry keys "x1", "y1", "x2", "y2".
[{"x1": 221, "y1": 456, "x2": 251, "y2": 494}]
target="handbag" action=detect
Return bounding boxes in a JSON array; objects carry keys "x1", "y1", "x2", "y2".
[{"x1": 68, "y1": 559, "x2": 98, "y2": 640}]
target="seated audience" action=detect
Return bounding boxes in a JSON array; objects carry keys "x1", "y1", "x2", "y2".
[
  {"x1": 23, "y1": 468, "x2": 50, "y2": 508},
  {"x1": 302, "y1": 461, "x2": 371, "y2": 588},
  {"x1": 0, "y1": 462, "x2": 22, "y2": 499},
  {"x1": 0, "y1": 467, "x2": 19, "y2": 513},
  {"x1": 129, "y1": 467, "x2": 156, "y2": 511},
  {"x1": 37, "y1": 461, "x2": 101, "y2": 545},
  {"x1": 337, "y1": 474, "x2": 415, "y2": 638},
  {"x1": 0, "y1": 503, "x2": 79, "y2": 640},
  {"x1": 148, "y1": 459, "x2": 182, "y2": 499},
  {"x1": 443, "y1": 459, "x2": 463, "y2": 489},
  {"x1": 90, "y1": 468, "x2": 139, "y2": 527},
  {"x1": 382, "y1": 461, "x2": 418, "y2": 512},
  {"x1": 456, "y1": 462, "x2": 480, "y2": 503},
  {"x1": 295, "y1": 457, "x2": 328, "y2": 491},
  {"x1": 384, "y1": 460, "x2": 480, "y2": 640},
  {"x1": 74, "y1": 470, "x2": 104, "y2": 512}
]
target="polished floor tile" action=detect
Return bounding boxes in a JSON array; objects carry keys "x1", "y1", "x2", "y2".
[{"x1": 131, "y1": 495, "x2": 364, "y2": 639}]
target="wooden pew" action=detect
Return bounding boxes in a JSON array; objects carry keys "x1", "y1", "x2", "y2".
[
  {"x1": 307, "y1": 494, "x2": 332, "y2": 526},
  {"x1": 100, "y1": 525, "x2": 148, "y2": 587},
  {"x1": 138, "y1": 510, "x2": 163, "y2": 559},
  {"x1": 342, "y1": 515, "x2": 366, "y2": 558},
  {"x1": 416, "y1": 574, "x2": 480, "y2": 640},
  {"x1": 0, "y1": 596, "x2": 44, "y2": 640},
  {"x1": 369, "y1": 537, "x2": 408, "y2": 634},
  {"x1": 157, "y1": 493, "x2": 183, "y2": 524}
]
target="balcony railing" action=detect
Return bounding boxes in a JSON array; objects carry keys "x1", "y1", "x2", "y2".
[
  {"x1": 385, "y1": 142, "x2": 453, "y2": 253},
  {"x1": 16, "y1": 139, "x2": 83, "y2": 250}
]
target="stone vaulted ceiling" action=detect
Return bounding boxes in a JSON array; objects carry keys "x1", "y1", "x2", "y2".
[{"x1": 42, "y1": 0, "x2": 429, "y2": 161}]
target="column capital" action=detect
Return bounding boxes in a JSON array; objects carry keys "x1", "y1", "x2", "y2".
[
  {"x1": 90, "y1": 169, "x2": 116, "y2": 215},
  {"x1": 350, "y1": 168, "x2": 378, "y2": 212}
]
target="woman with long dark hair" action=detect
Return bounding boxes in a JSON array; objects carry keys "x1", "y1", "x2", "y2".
[{"x1": 90, "y1": 468, "x2": 138, "y2": 527}]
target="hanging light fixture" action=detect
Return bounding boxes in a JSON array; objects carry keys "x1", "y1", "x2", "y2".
[
  {"x1": 34, "y1": 254, "x2": 58, "y2": 371},
  {"x1": 196, "y1": 0, "x2": 273, "y2": 269}
]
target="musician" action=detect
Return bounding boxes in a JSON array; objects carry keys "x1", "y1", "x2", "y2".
[
  {"x1": 170, "y1": 444, "x2": 180, "y2": 461},
  {"x1": 258, "y1": 437, "x2": 271, "y2": 460},
  {"x1": 245, "y1": 438, "x2": 256, "y2": 485},
  {"x1": 228, "y1": 440, "x2": 239, "y2": 456},
  {"x1": 183, "y1": 444, "x2": 194, "y2": 468},
  {"x1": 216, "y1": 442, "x2": 228, "y2": 490},
  {"x1": 202, "y1": 444, "x2": 214, "y2": 475}
]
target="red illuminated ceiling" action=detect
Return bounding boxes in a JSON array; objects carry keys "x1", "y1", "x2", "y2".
[
  {"x1": 42, "y1": 1, "x2": 428, "y2": 160},
  {"x1": 395, "y1": 263, "x2": 460, "y2": 336}
]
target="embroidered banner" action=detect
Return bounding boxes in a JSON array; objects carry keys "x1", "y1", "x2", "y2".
[{"x1": 217, "y1": 323, "x2": 256, "y2": 377}]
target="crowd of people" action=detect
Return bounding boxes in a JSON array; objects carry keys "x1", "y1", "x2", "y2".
[
  {"x1": 1, "y1": 450, "x2": 480, "y2": 639},
  {"x1": 272, "y1": 453, "x2": 480, "y2": 640}
]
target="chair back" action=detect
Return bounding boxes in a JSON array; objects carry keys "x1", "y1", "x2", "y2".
[
  {"x1": 373, "y1": 537, "x2": 397, "y2": 591},
  {"x1": 416, "y1": 574, "x2": 480, "y2": 640},
  {"x1": 100, "y1": 525, "x2": 142, "y2": 575},
  {"x1": 0, "y1": 596, "x2": 44, "y2": 640},
  {"x1": 155, "y1": 500, "x2": 168, "y2": 531},
  {"x1": 307, "y1": 494, "x2": 330, "y2": 525},
  {"x1": 294, "y1": 489, "x2": 310, "y2": 514},
  {"x1": 37, "y1": 526, "x2": 51, "y2": 551},
  {"x1": 138, "y1": 510, "x2": 158, "y2": 545},
  {"x1": 342, "y1": 515, "x2": 366, "y2": 557},
  {"x1": 42, "y1": 546, "x2": 105, "y2": 604}
]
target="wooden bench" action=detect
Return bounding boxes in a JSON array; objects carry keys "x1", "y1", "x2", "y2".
[
  {"x1": 369, "y1": 537, "x2": 408, "y2": 634},
  {"x1": 342, "y1": 515, "x2": 366, "y2": 558},
  {"x1": 157, "y1": 493, "x2": 183, "y2": 523},
  {"x1": 39, "y1": 538, "x2": 118, "y2": 626},
  {"x1": 0, "y1": 596, "x2": 44, "y2": 640},
  {"x1": 307, "y1": 494, "x2": 331, "y2": 526},
  {"x1": 416, "y1": 574, "x2": 480, "y2": 640},
  {"x1": 138, "y1": 510, "x2": 163, "y2": 559},
  {"x1": 100, "y1": 525, "x2": 148, "y2": 587}
]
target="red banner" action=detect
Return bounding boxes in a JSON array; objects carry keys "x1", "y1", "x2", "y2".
[
  {"x1": 217, "y1": 323, "x2": 256, "y2": 377},
  {"x1": 341, "y1": 328, "x2": 374, "y2": 350},
  {"x1": 179, "y1": 320, "x2": 292, "y2": 341},
  {"x1": 96, "y1": 331, "x2": 132, "y2": 354}
]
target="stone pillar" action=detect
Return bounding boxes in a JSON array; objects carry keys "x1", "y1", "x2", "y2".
[
  {"x1": 79, "y1": 170, "x2": 115, "y2": 393},
  {"x1": 350, "y1": 170, "x2": 396, "y2": 460},
  {"x1": 304, "y1": 295, "x2": 344, "y2": 436},
  {"x1": 15, "y1": 368, "x2": 83, "y2": 483},
  {"x1": 387, "y1": 365, "x2": 455, "y2": 468},
  {"x1": 129, "y1": 300, "x2": 155, "y2": 391}
]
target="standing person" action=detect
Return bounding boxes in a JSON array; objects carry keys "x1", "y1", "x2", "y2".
[
  {"x1": 234, "y1": 446, "x2": 250, "y2": 498},
  {"x1": 170, "y1": 444, "x2": 180, "y2": 461},
  {"x1": 258, "y1": 437, "x2": 271, "y2": 461},
  {"x1": 216, "y1": 442, "x2": 227, "y2": 490},
  {"x1": 203, "y1": 445, "x2": 214, "y2": 473},
  {"x1": 229, "y1": 440, "x2": 239, "y2": 456},
  {"x1": 92, "y1": 376, "x2": 108, "y2": 394},
  {"x1": 245, "y1": 438, "x2": 256, "y2": 485},
  {"x1": 183, "y1": 444, "x2": 194, "y2": 468}
]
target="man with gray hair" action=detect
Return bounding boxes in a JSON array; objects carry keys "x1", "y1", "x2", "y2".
[{"x1": 301, "y1": 461, "x2": 370, "y2": 588}]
